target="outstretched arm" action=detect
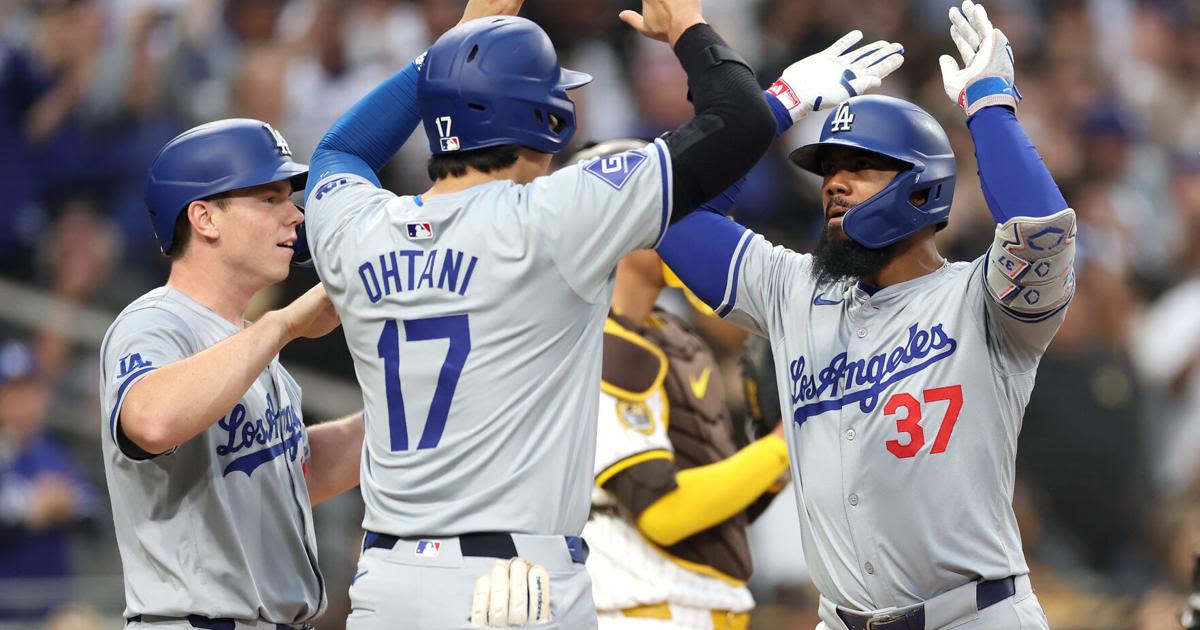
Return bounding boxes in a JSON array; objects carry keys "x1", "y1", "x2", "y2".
[
  {"x1": 619, "y1": 0, "x2": 772, "y2": 220},
  {"x1": 938, "y1": 0, "x2": 1067, "y2": 221},
  {"x1": 305, "y1": 0, "x2": 525, "y2": 201},
  {"x1": 940, "y1": 1, "x2": 1075, "y2": 355}
]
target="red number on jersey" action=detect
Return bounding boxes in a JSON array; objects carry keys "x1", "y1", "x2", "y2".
[
  {"x1": 924, "y1": 385, "x2": 963, "y2": 453},
  {"x1": 884, "y1": 393, "x2": 924, "y2": 458},
  {"x1": 883, "y1": 385, "x2": 964, "y2": 459}
]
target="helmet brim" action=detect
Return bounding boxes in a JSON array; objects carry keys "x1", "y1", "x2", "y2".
[
  {"x1": 788, "y1": 140, "x2": 915, "y2": 176},
  {"x1": 560, "y1": 68, "x2": 593, "y2": 90}
]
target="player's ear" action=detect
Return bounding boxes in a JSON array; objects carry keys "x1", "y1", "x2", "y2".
[{"x1": 187, "y1": 199, "x2": 222, "y2": 243}]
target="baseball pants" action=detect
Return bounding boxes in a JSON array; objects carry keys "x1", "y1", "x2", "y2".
[{"x1": 347, "y1": 533, "x2": 598, "y2": 630}]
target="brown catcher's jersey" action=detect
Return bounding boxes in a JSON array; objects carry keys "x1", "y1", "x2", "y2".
[{"x1": 585, "y1": 310, "x2": 774, "y2": 613}]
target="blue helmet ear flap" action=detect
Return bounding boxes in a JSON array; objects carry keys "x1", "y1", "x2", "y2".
[
  {"x1": 842, "y1": 167, "x2": 956, "y2": 249},
  {"x1": 291, "y1": 214, "x2": 312, "y2": 268}
]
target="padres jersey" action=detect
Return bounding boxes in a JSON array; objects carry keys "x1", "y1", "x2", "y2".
[
  {"x1": 706, "y1": 219, "x2": 1074, "y2": 611},
  {"x1": 304, "y1": 140, "x2": 672, "y2": 537},
  {"x1": 587, "y1": 314, "x2": 756, "y2": 614},
  {"x1": 99, "y1": 287, "x2": 324, "y2": 623}
]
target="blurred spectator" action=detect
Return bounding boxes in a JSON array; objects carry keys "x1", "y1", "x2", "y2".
[
  {"x1": 1135, "y1": 495, "x2": 1200, "y2": 630},
  {"x1": 162, "y1": 0, "x2": 291, "y2": 126},
  {"x1": 1018, "y1": 259, "x2": 1151, "y2": 587},
  {"x1": 0, "y1": 0, "x2": 105, "y2": 280},
  {"x1": 1132, "y1": 157, "x2": 1200, "y2": 495},
  {"x1": 0, "y1": 340, "x2": 97, "y2": 623},
  {"x1": 1077, "y1": 102, "x2": 1177, "y2": 285},
  {"x1": 282, "y1": 0, "x2": 393, "y2": 161}
]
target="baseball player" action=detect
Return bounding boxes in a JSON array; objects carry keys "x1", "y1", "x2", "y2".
[
  {"x1": 657, "y1": 2, "x2": 1073, "y2": 629},
  {"x1": 299, "y1": 0, "x2": 910, "y2": 625},
  {"x1": 575, "y1": 23, "x2": 908, "y2": 617},
  {"x1": 101, "y1": 119, "x2": 365, "y2": 630},
  {"x1": 564, "y1": 139, "x2": 789, "y2": 630}
]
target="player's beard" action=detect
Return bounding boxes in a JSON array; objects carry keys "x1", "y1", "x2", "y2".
[{"x1": 811, "y1": 202, "x2": 902, "y2": 284}]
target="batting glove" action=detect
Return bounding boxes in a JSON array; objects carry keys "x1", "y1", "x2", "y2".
[
  {"x1": 470, "y1": 558, "x2": 552, "y2": 627},
  {"x1": 938, "y1": 0, "x2": 1021, "y2": 117},
  {"x1": 767, "y1": 30, "x2": 904, "y2": 124}
]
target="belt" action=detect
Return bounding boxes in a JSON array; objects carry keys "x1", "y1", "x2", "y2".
[
  {"x1": 836, "y1": 577, "x2": 1016, "y2": 630},
  {"x1": 126, "y1": 615, "x2": 311, "y2": 630},
  {"x1": 621, "y1": 603, "x2": 750, "y2": 630},
  {"x1": 362, "y1": 531, "x2": 590, "y2": 564}
]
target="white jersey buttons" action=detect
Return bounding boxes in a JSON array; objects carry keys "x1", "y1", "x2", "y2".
[
  {"x1": 848, "y1": 493, "x2": 859, "y2": 506},
  {"x1": 864, "y1": 562, "x2": 875, "y2": 575},
  {"x1": 846, "y1": 429, "x2": 856, "y2": 440},
  {"x1": 856, "y1": 328, "x2": 868, "y2": 338}
]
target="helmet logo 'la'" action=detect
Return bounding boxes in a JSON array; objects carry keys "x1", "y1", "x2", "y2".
[
  {"x1": 830, "y1": 102, "x2": 855, "y2": 133},
  {"x1": 263, "y1": 123, "x2": 292, "y2": 157}
]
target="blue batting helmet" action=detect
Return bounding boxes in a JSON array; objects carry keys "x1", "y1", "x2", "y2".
[
  {"x1": 789, "y1": 95, "x2": 956, "y2": 249},
  {"x1": 418, "y1": 16, "x2": 592, "y2": 156},
  {"x1": 144, "y1": 118, "x2": 308, "y2": 257}
]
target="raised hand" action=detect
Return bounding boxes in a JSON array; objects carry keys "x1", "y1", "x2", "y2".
[
  {"x1": 767, "y1": 31, "x2": 905, "y2": 124},
  {"x1": 618, "y1": 0, "x2": 705, "y2": 46},
  {"x1": 938, "y1": 0, "x2": 1020, "y2": 116},
  {"x1": 459, "y1": 0, "x2": 524, "y2": 25}
]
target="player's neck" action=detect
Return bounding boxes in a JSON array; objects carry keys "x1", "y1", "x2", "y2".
[
  {"x1": 167, "y1": 257, "x2": 258, "y2": 326},
  {"x1": 864, "y1": 236, "x2": 945, "y2": 288},
  {"x1": 424, "y1": 150, "x2": 551, "y2": 198}
]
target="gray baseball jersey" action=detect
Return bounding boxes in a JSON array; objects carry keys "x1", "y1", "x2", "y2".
[
  {"x1": 662, "y1": 209, "x2": 1075, "y2": 613},
  {"x1": 304, "y1": 139, "x2": 672, "y2": 537},
  {"x1": 99, "y1": 287, "x2": 324, "y2": 623}
]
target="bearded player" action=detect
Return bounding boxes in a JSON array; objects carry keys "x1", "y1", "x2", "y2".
[{"x1": 658, "y1": 3, "x2": 1070, "y2": 629}]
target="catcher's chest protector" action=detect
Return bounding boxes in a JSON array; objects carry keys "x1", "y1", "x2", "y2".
[{"x1": 606, "y1": 310, "x2": 755, "y2": 581}]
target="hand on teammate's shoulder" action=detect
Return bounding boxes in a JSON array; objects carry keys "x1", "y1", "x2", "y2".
[{"x1": 278, "y1": 284, "x2": 341, "y2": 342}]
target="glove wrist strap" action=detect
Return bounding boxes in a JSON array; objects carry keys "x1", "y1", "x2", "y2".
[{"x1": 960, "y1": 76, "x2": 1021, "y2": 117}]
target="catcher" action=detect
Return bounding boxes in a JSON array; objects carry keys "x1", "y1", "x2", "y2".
[{"x1": 576, "y1": 141, "x2": 790, "y2": 630}]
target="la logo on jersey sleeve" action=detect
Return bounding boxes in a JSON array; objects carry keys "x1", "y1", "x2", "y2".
[{"x1": 584, "y1": 151, "x2": 646, "y2": 190}]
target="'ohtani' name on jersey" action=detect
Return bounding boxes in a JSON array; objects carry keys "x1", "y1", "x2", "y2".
[
  {"x1": 358, "y1": 248, "x2": 480, "y2": 302},
  {"x1": 788, "y1": 323, "x2": 958, "y2": 424}
]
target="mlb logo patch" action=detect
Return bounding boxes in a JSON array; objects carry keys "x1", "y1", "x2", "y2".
[
  {"x1": 440, "y1": 136, "x2": 461, "y2": 152},
  {"x1": 407, "y1": 222, "x2": 434, "y2": 240},
  {"x1": 414, "y1": 540, "x2": 442, "y2": 558},
  {"x1": 584, "y1": 151, "x2": 647, "y2": 191}
]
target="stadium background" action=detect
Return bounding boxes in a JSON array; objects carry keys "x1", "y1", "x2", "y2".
[{"x1": 1, "y1": 0, "x2": 1198, "y2": 628}]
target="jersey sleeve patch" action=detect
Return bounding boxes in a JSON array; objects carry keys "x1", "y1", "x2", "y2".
[
  {"x1": 601, "y1": 318, "x2": 668, "y2": 401},
  {"x1": 583, "y1": 151, "x2": 647, "y2": 191}
]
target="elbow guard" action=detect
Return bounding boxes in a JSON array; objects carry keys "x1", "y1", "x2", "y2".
[{"x1": 987, "y1": 208, "x2": 1077, "y2": 319}]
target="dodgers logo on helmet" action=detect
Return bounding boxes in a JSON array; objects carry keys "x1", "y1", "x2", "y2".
[{"x1": 789, "y1": 95, "x2": 956, "y2": 249}]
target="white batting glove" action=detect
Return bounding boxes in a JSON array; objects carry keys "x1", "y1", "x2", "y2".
[
  {"x1": 470, "y1": 558, "x2": 552, "y2": 627},
  {"x1": 938, "y1": 0, "x2": 1021, "y2": 116},
  {"x1": 767, "y1": 30, "x2": 904, "y2": 124}
]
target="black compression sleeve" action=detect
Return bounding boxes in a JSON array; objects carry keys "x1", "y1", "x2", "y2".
[{"x1": 664, "y1": 24, "x2": 775, "y2": 220}]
